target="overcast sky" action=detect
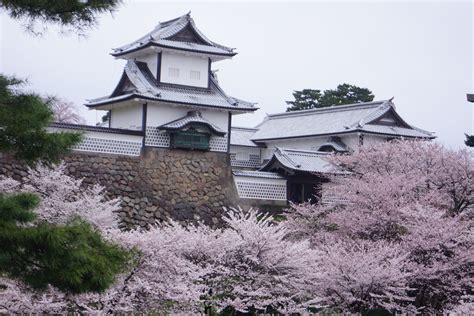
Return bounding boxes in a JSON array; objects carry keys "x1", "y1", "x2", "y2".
[{"x1": 1, "y1": 1, "x2": 472, "y2": 148}]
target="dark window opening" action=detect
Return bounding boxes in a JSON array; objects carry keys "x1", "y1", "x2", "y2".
[
  {"x1": 288, "y1": 182, "x2": 320, "y2": 204},
  {"x1": 318, "y1": 145, "x2": 337, "y2": 153},
  {"x1": 170, "y1": 131, "x2": 210, "y2": 150}
]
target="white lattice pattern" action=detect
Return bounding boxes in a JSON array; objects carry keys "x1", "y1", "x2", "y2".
[
  {"x1": 234, "y1": 178, "x2": 287, "y2": 201},
  {"x1": 145, "y1": 126, "x2": 170, "y2": 147},
  {"x1": 146, "y1": 127, "x2": 227, "y2": 152},
  {"x1": 74, "y1": 137, "x2": 142, "y2": 156},
  {"x1": 209, "y1": 135, "x2": 228, "y2": 152},
  {"x1": 230, "y1": 154, "x2": 261, "y2": 168}
]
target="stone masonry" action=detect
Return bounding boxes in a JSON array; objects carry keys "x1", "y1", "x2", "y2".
[{"x1": 0, "y1": 147, "x2": 240, "y2": 228}]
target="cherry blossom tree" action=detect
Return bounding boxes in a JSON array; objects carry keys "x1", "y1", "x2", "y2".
[
  {"x1": 328, "y1": 140, "x2": 473, "y2": 215},
  {"x1": 286, "y1": 140, "x2": 474, "y2": 314},
  {"x1": 200, "y1": 209, "x2": 323, "y2": 314},
  {"x1": 70, "y1": 209, "x2": 323, "y2": 314},
  {"x1": 44, "y1": 96, "x2": 86, "y2": 124},
  {"x1": 3, "y1": 140, "x2": 471, "y2": 314},
  {"x1": 23, "y1": 163, "x2": 120, "y2": 233},
  {"x1": 0, "y1": 164, "x2": 323, "y2": 313}
]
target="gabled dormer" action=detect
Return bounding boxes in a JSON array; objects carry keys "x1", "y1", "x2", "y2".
[{"x1": 110, "y1": 12, "x2": 236, "y2": 89}]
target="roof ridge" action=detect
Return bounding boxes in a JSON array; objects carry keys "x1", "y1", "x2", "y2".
[
  {"x1": 159, "y1": 14, "x2": 191, "y2": 39},
  {"x1": 353, "y1": 100, "x2": 392, "y2": 128},
  {"x1": 157, "y1": 13, "x2": 187, "y2": 27},
  {"x1": 112, "y1": 13, "x2": 235, "y2": 56},
  {"x1": 267, "y1": 100, "x2": 388, "y2": 119}
]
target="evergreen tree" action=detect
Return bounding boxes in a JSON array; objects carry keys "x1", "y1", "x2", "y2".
[
  {"x1": 465, "y1": 134, "x2": 474, "y2": 147},
  {"x1": 0, "y1": 193, "x2": 129, "y2": 293},
  {"x1": 0, "y1": 0, "x2": 129, "y2": 300},
  {"x1": 0, "y1": 0, "x2": 122, "y2": 35},
  {"x1": 286, "y1": 83, "x2": 375, "y2": 112},
  {"x1": 0, "y1": 75, "x2": 81, "y2": 164},
  {"x1": 0, "y1": 76, "x2": 129, "y2": 294}
]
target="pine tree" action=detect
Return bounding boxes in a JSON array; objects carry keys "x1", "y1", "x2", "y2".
[
  {"x1": 0, "y1": 75, "x2": 129, "y2": 294},
  {"x1": 0, "y1": 75, "x2": 81, "y2": 164},
  {"x1": 0, "y1": 0, "x2": 122, "y2": 35},
  {"x1": 0, "y1": 193, "x2": 129, "y2": 293},
  {"x1": 285, "y1": 89, "x2": 322, "y2": 111},
  {"x1": 465, "y1": 134, "x2": 474, "y2": 147},
  {"x1": 286, "y1": 83, "x2": 374, "y2": 112}
]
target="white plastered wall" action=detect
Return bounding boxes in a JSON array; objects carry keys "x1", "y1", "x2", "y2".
[
  {"x1": 110, "y1": 105, "x2": 143, "y2": 130},
  {"x1": 136, "y1": 54, "x2": 158, "y2": 79},
  {"x1": 229, "y1": 145, "x2": 261, "y2": 168},
  {"x1": 160, "y1": 52, "x2": 209, "y2": 88},
  {"x1": 361, "y1": 134, "x2": 389, "y2": 147},
  {"x1": 229, "y1": 146, "x2": 261, "y2": 156},
  {"x1": 259, "y1": 136, "x2": 330, "y2": 161},
  {"x1": 343, "y1": 134, "x2": 361, "y2": 152}
]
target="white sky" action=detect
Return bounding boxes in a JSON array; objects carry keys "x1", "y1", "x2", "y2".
[{"x1": 1, "y1": 1, "x2": 473, "y2": 148}]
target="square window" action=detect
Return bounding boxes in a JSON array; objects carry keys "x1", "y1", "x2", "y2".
[
  {"x1": 168, "y1": 67, "x2": 179, "y2": 78},
  {"x1": 190, "y1": 70, "x2": 201, "y2": 80}
]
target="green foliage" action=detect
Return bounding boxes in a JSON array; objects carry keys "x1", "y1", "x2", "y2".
[
  {"x1": 0, "y1": 0, "x2": 122, "y2": 35},
  {"x1": 286, "y1": 83, "x2": 375, "y2": 112},
  {"x1": 0, "y1": 75, "x2": 81, "y2": 164},
  {"x1": 465, "y1": 134, "x2": 474, "y2": 147},
  {"x1": 286, "y1": 89, "x2": 322, "y2": 111},
  {"x1": 0, "y1": 193, "x2": 130, "y2": 293}
]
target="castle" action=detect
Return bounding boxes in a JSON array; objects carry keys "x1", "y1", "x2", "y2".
[{"x1": 45, "y1": 13, "x2": 434, "y2": 226}]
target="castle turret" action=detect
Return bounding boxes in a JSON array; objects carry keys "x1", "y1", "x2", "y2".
[{"x1": 87, "y1": 13, "x2": 257, "y2": 153}]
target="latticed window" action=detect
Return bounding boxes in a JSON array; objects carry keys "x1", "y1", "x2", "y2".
[{"x1": 170, "y1": 131, "x2": 210, "y2": 150}]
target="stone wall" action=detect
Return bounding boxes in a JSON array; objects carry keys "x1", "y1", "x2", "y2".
[{"x1": 0, "y1": 147, "x2": 239, "y2": 228}]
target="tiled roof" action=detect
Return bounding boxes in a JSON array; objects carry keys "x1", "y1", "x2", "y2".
[
  {"x1": 252, "y1": 101, "x2": 434, "y2": 141},
  {"x1": 159, "y1": 111, "x2": 226, "y2": 136},
  {"x1": 111, "y1": 13, "x2": 235, "y2": 57},
  {"x1": 232, "y1": 170, "x2": 285, "y2": 179},
  {"x1": 230, "y1": 127, "x2": 260, "y2": 147},
  {"x1": 86, "y1": 61, "x2": 256, "y2": 112},
  {"x1": 260, "y1": 147, "x2": 343, "y2": 174}
]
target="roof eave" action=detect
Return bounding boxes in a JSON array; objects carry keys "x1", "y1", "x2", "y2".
[
  {"x1": 229, "y1": 143, "x2": 264, "y2": 148},
  {"x1": 111, "y1": 42, "x2": 236, "y2": 58},
  {"x1": 252, "y1": 130, "x2": 360, "y2": 142},
  {"x1": 159, "y1": 122, "x2": 226, "y2": 136},
  {"x1": 252, "y1": 128, "x2": 435, "y2": 142},
  {"x1": 86, "y1": 94, "x2": 258, "y2": 113},
  {"x1": 358, "y1": 128, "x2": 436, "y2": 139}
]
